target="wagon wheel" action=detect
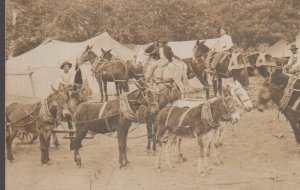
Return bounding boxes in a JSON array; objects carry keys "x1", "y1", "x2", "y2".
[{"x1": 17, "y1": 132, "x2": 38, "y2": 144}]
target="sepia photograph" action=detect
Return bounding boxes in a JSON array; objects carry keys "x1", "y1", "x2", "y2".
[{"x1": 5, "y1": 0, "x2": 300, "y2": 189}]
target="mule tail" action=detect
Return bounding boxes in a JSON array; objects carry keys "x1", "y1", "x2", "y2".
[{"x1": 155, "y1": 125, "x2": 169, "y2": 146}]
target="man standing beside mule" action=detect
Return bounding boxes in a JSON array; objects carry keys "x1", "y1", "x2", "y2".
[{"x1": 144, "y1": 38, "x2": 180, "y2": 83}]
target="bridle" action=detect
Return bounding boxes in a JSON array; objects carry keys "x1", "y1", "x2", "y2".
[
  {"x1": 232, "y1": 85, "x2": 251, "y2": 104},
  {"x1": 39, "y1": 93, "x2": 69, "y2": 123},
  {"x1": 220, "y1": 96, "x2": 239, "y2": 121}
]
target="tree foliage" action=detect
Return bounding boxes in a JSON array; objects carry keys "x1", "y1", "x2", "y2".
[{"x1": 6, "y1": 0, "x2": 300, "y2": 57}]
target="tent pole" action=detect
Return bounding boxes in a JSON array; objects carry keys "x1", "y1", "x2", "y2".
[{"x1": 28, "y1": 66, "x2": 36, "y2": 97}]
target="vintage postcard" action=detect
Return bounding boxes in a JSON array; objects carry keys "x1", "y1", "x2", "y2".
[{"x1": 5, "y1": 0, "x2": 300, "y2": 189}]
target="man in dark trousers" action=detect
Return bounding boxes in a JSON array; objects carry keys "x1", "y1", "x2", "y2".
[{"x1": 144, "y1": 38, "x2": 180, "y2": 83}]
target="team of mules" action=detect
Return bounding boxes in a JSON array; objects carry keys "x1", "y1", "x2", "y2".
[
  {"x1": 70, "y1": 82, "x2": 160, "y2": 167},
  {"x1": 6, "y1": 40, "x2": 300, "y2": 175},
  {"x1": 76, "y1": 45, "x2": 144, "y2": 102},
  {"x1": 6, "y1": 83, "x2": 92, "y2": 164}
]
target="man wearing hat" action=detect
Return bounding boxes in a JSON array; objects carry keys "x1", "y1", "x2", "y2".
[
  {"x1": 56, "y1": 61, "x2": 74, "y2": 88},
  {"x1": 284, "y1": 44, "x2": 300, "y2": 76},
  {"x1": 144, "y1": 38, "x2": 180, "y2": 83},
  {"x1": 206, "y1": 27, "x2": 234, "y2": 80}
]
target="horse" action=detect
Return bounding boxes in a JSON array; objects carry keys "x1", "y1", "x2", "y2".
[
  {"x1": 70, "y1": 82, "x2": 160, "y2": 168},
  {"x1": 77, "y1": 45, "x2": 143, "y2": 102},
  {"x1": 256, "y1": 70, "x2": 300, "y2": 145},
  {"x1": 135, "y1": 83, "x2": 181, "y2": 152},
  {"x1": 136, "y1": 49, "x2": 189, "y2": 98},
  {"x1": 192, "y1": 40, "x2": 250, "y2": 98},
  {"x1": 6, "y1": 84, "x2": 71, "y2": 164},
  {"x1": 154, "y1": 85, "x2": 242, "y2": 174}
]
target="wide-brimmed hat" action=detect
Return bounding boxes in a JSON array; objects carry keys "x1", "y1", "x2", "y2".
[
  {"x1": 289, "y1": 44, "x2": 298, "y2": 50},
  {"x1": 220, "y1": 27, "x2": 227, "y2": 32},
  {"x1": 60, "y1": 61, "x2": 72, "y2": 69}
]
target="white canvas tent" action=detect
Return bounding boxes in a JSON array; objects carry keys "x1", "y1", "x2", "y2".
[
  {"x1": 266, "y1": 33, "x2": 300, "y2": 57},
  {"x1": 6, "y1": 32, "x2": 136, "y2": 98},
  {"x1": 134, "y1": 38, "x2": 219, "y2": 59}
]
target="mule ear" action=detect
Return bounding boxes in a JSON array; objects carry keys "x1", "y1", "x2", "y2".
[
  {"x1": 89, "y1": 45, "x2": 93, "y2": 50},
  {"x1": 107, "y1": 49, "x2": 112, "y2": 53},
  {"x1": 85, "y1": 45, "x2": 90, "y2": 51},
  {"x1": 58, "y1": 83, "x2": 65, "y2": 91},
  {"x1": 101, "y1": 48, "x2": 105, "y2": 54},
  {"x1": 196, "y1": 40, "x2": 200, "y2": 45}
]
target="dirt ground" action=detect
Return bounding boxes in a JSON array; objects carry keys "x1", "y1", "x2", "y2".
[{"x1": 5, "y1": 76, "x2": 300, "y2": 190}]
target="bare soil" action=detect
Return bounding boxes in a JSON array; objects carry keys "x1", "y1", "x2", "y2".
[{"x1": 6, "y1": 76, "x2": 300, "y2": 190}]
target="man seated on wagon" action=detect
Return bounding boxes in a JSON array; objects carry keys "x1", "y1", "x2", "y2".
[
  {"x1": 284, "y1": 44, "x2": 300, "y2": 77},
  {"x1": 206, "y1": 27, "x2": 234, "y2": 77},
  {"x1": 55, "y1": 61, "x2": 75, "y2": 89},
  {"x1": 144, "y1": 38, "x2": 181, "y2": 83}
]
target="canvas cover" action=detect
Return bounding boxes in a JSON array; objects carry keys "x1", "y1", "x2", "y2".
[{"x1": 6, "y1": 32, "x2": 136, "y2": 98}]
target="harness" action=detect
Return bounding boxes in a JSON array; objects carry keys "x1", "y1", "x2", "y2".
[
  {"x1": 119, "y1": 93, "x2": 139, "y2": 122},
  {"x1": 279, "y1": 75, "x2": 300, "y2": 111},
  {"x1": 39, "y1": 99, "x2": 61, "y2": 124},
  {"x1": 164, "y1": 96, "x2": 236, "y2": 129}
]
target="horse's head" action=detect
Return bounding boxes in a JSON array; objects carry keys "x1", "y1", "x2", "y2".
[
  {"x1": 77, "y1": 45, "x2": 96, "y2": 65},
  {"x1": 127, "y1": 60, "x2": 144, "y2": 79},
  {"x1": 220, "y1": 94, "x2": 241, "y2": 124},
  {"x1": 224, "y1": 80, "x2": 253, "y2": 112},
  {"x1": 101, "y1": 48, "x2": 113, "y2": 61},
  {"x1": 134, "y1": 81, "x2": 160, "y2": 115},
  {"x1": 68, "y1": 80, "x2": 93, "y2": 113},
  {"x1": 256, "y1": 72, "x2": 289, "y2": 112},
  {"x1": 50, "y1": 83, "x2": 72, "y2": 118},
  {"x1": 193, "y1": 40, "x2": 210, "y2": 62}
]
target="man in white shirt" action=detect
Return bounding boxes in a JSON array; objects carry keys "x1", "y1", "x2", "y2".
[
  {"x1": 206, "y1": 27, "x2": 233, "y2": 74},
  {"x1": 284, "y1": 44, "x2": 300, "y2": 76},
  {"x1": 56, "y1": 61, "x2": 74, "y2": 89}
]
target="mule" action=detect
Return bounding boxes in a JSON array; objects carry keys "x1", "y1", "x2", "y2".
[
  {"x1": 154, "y1": 87, "x2": 241, "y2": 174},
  {"x1": 70, "y1": 82, "x2": 160, "y2": 168},
  {"x1": 159, "y1": 80, "x2": 253, "y2": 167},
  {"x1": 257, "y1": 70, "x2": 300, "y2": 144},
  {"x1": 51, "y1": 81, "x2": 93, "y2": 148},
  {"x1": 135, "y1": 84, "x2": 181, "y2": 152},
  {"x1": 6, "y1": 84, "x2": 71, "y2": 164},
  {"x1": 77, "y1": 45, "x2": 143, "y2": 102},
  {"x1": 191, "y1": 40, "x2": 250, "y2": 98}
]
